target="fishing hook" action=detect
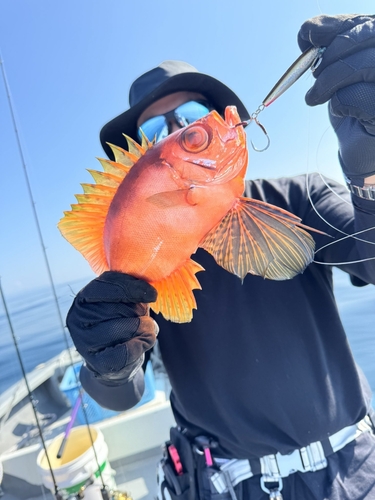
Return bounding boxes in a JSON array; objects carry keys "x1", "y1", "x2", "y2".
[
  {"x1": 236, "y1": 117, "x2": 270, "y2": 152},
  {"x1": 250, "y1": 118, "x2": 270, "y2": 152}
]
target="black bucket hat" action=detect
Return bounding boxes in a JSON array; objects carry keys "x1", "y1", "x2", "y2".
[{"x1": 100, "y1": 60, "x2": 250, "y2": 160}]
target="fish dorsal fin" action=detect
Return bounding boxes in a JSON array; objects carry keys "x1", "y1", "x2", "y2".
[
  {"x1": 97, "y1": 157, "x2": 131, "y2": 177},
  {"x1": 81, "y1": 183, "x2": 117, "y2": 195},
  {"x1": 200, "y1": 197, "x2": 315, "y2": 280},
  {"x1": 123, "y1": 134, "x2": 147, "y2": 158},
  {"x1": 107, "y1": 142, "x2": 142, "y2": 167},
  {"x1": 138, "y1": 128, "x2": 155, "y2": 150},
  {"x1": 87, "y1": 169, "x2": 125, "y2": 188},
  {"x1": 57, "y1": 146, "x2": 147, "y2": 274},
  {"x1": 150, "y1": 259, "x2": 204, "y2": 323}
]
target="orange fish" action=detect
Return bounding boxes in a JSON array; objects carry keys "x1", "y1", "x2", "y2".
[{"x1": 58, "y1": 106, "x2": 315, "y2": 323}]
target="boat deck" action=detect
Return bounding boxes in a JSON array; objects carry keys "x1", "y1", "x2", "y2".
[{"x1": 0, "y1": 349, "x2": 174, "y2": 500}]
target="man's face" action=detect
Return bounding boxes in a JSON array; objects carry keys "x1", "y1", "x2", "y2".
[{"x1": 137, "y1": 91, "x2": 209, "y2": 139}]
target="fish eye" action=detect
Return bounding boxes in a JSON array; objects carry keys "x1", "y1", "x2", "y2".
[{"x1": 180, "y1": 126, "x2": 210, "y2": 153}]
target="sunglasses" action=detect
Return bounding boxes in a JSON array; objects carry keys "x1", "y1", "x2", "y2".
[{"x1": 137, "y1": 100, "x2": 212, "y2": 143}]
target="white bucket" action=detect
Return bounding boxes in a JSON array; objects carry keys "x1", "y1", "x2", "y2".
[{"x1": 37, "y1": 426, "x2": 116, "y2": 500}]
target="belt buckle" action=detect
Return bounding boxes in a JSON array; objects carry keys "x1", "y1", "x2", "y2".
[
  {"x1": 275, "y1": 449, "x2": 306, "y2": 477},
  {"x1": 261, "y1": 449, "x2": 305, "y2": 479},
  {"x1": 262, "y1": 440, "x2": 328, "y2": 478}
]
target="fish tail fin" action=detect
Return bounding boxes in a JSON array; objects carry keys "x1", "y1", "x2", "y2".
[
  {"x1": 150, "y1": 259, "x2": 204, "y2": 323},
  {"x1": 201, "y1": 197, "x2": 316, "y2": 280}
]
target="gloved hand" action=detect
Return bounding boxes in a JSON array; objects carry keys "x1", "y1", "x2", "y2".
[
  {"x1": 66, "y1": 271, "x2": 158, "y2": 382},
  {"x1": 298, "y1": 14, "x2": 375, "y2": 184}
]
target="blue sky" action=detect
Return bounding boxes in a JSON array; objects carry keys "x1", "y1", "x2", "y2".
[{"x1": 1, "y1": 0, "x2": 374, "y2": 297}]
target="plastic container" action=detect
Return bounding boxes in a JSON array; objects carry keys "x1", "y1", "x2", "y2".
[
  {"x1": 37, "y1": 426, "x2": 116, "y2": 500},
  {"x1": 60, "y1": 361, "x2": 156, "y2": 424}
]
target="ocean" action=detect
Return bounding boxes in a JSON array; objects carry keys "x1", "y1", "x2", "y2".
[{"x1": 0, "y1": 269, "x2": 374, "y2": 396}]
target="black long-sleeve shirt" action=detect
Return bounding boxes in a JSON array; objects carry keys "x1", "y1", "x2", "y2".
[{"x1": 81, "y1": 173, "x2": 375, "y2": 459}]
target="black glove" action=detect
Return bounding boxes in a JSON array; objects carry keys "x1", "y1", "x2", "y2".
[
  {"x1": 298, "y1": 14, "x2": 375, "y2": 183},
  {"x1": 66, "y1": 271, "x2": 158, "y2": 382}
]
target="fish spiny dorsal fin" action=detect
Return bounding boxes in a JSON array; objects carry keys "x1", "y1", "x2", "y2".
[
  {"x1": 97, "y1": 158, "x2": 131, "y2": 178},
  {"x1": 150, "y1": 259, "x2": 204, "y2": 323},
  {"x1": 58, "y1": 153, "x2": 132, "y2": 276},
  {"x1": 87, "y1": 169, "x2": 124, "y2": 188},
  {"x1": 107, "y1": 143, "x2": 140, "y2": 167},
  {"x1": 123, "y1": 134, "x2": 146, "y2": 158},
  {"x1": 74, "y1": 193, "x2": 110, "y2": 205},
  {"x1": 81, "y1": 183, "x2": 117, "y2": 195},
  {"x1": 138, "y1": 128, "x2": 154, "y2": 150}
]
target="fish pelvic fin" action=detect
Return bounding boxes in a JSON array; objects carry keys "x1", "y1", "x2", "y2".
[
  {"x1": 57, "y1": 141, "x2": 151, "y2": 274},
  {"x1": 150, "y1": 259, "x2": 204, "y2": 323},
  {"x1": 200, "y1": 197, "x2": 316, "y2": 280}
]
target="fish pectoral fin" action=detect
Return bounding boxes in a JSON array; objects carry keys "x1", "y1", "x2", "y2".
[
  {"x1": 146, "y1": 187, "x2": 200, "y2": 208},
  {"x1": 200, "y1": 197, "x2": 316, "y2": 280},
  {"x1": 150, "y1": 259, "x2": 204, "y2": 323}
]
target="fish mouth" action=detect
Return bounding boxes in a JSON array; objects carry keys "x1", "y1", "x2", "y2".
[
  {"x1": 225, "y1": 106, "x2": 246, "y2": 146},
  {"x1": 235, "y1": 121, "x2": 249, "y2": 128}
]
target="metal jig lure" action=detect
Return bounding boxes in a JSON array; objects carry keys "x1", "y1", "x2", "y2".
[{"x1": 239, "y1": 46, "x2": 326, "y2": 152}]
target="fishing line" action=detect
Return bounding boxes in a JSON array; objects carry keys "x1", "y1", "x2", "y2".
[
  {"x1": 313, "y1": 127, "x2": 351, "y2": 205},
  {"x1": 302, "y1": 102, "x2": 375, "y2": 265},
  {"x1": 305, "y1": 137, "x2": 375, "y2": 243},
  {"x1": 0, "y1": 49, "x2": 109, "y2": 496},
  {"x1": 315, "y1": 0, "x2": 324, "y2": 15},
  {"x1": 306, "y1": 179, "x2": 375, "y2": 266}
]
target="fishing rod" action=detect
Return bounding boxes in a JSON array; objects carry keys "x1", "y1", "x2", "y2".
[
  {"x1": 0, "y1": 49, "x2": 112, "y2": 498},
  {"x1": 0, "y1": 278, "x2": 63, "y2": 500},
  {"x1": 0, "y1": 50, "x2": 69, "y2": 349},
  {"x1": 0, "y1": 280, "x2": 119, "y2": 499}
]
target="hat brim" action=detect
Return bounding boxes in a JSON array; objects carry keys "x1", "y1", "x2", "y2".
[{"x1": 99, "y1": 72, "x2": 250, "y2": 160}]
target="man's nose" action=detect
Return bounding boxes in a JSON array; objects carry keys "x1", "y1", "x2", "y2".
[
  {"x1": 169, "y1": 121, "x2": 182, "y2": 134},
  {"x1": 166, "y1": 113, "x2": 186, "y2": 134}
]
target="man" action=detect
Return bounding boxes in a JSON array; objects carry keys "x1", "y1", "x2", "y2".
[{"x1": 67, "y1": 14, "x2": 375, "y2": 500}]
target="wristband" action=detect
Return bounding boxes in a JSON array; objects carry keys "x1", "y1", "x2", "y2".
[{"x1": 346, "y1": 180, "x2": 375, "y2": 200}]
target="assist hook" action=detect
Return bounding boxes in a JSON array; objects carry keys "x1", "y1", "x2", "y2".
[{"x1": 236, "y1": 117, "x2": 270, "y2": 152}]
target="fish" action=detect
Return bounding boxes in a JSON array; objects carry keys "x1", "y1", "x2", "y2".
[{"x1": 58, "y1": 106, "x2": 316, "y2": 323}]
